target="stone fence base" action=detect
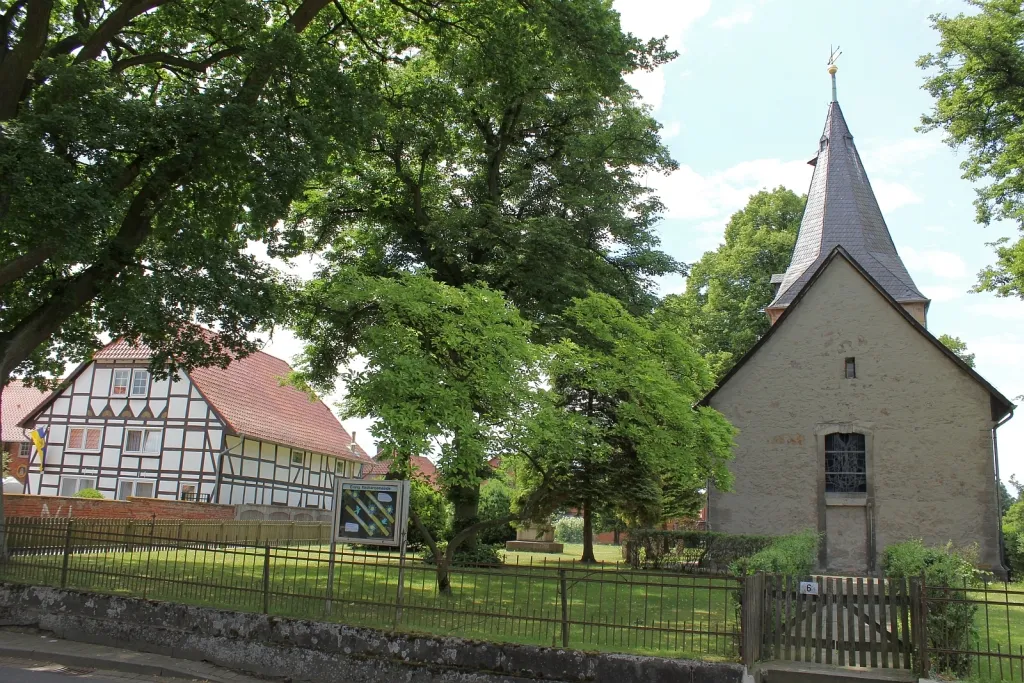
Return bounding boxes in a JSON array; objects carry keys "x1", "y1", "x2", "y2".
[{"x1": 0, "y1": 583, "x2": 744, "y2": 683}]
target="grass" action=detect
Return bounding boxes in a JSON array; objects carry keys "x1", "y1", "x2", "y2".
[
  {"x1": 501, "y1": 542, "x2": 624, "y2": 566},
  {"x1": 0, "y1": 540, "x2": 740, "y2": 661}
]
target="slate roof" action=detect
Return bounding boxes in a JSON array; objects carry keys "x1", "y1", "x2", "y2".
[
  {"x1": 769, "y1": 100, "x2": 928, "y2": 309},
  {"x1": 31, "y1": 338, "x2": 371, "y2": 463},
  {"x1": 703, "y1": 247, "x2": 1014, "y2": 422},
  {"x1": 1, "y1": 381, "x2": 49, "y2": 443}
]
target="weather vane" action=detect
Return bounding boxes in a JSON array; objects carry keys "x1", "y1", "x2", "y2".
[{"x1": 828, "y1": 45, "x2": 842, "y2": 102}]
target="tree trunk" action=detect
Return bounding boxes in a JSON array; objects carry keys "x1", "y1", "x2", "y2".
[
  {"x1": 0, "y1": 368, "x2": 8, "y2": 559},
  {"x1": 581, "y1": 503, "x2": 596, "y2": 563},
  {"x1": 451, "y1": 483, "x2": 480, "y2": 546}
]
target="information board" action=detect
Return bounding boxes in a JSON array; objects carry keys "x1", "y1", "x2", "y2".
[{"x1": 332, "y1": 479, "x2": 410, "y2": 547}]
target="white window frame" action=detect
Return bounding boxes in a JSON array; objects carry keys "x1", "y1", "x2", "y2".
[
  {"x1": 60, "y1": 476, "x2": 97, "y2": 497},
  {"x1": 67, "y1": 426, "x2": 103, "y2": 453},
  {"x1": 18, "y1": 442, "x2": 32, "y2": 457},
  {"x1": 336, "y1": 459, "x2": 346, "y2": 474},
  {"x1": 130, "y1": 368, "x2": 150, "y2": 397},
  {"x1": 117, "y1": 478, "x2": 156, "y2": 500},
  {"x1": 124, "y1": 427, "x2": 162, "y2": 455},
  {"x1": 111, "y1": 368, "x2": 131, "y2": 396},
  {"x1": 291, "y1": 451, "x2": 304, "y2": 467}
]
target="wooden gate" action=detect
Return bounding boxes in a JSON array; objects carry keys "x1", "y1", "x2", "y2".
[{"x1": 745, "y1": 575, "x2": 921, "y2": 670}]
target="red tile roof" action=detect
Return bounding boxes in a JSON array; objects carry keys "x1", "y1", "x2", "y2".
[
  {"x1": 365, "y1": 451, "x2": 438, "y2": 485},
  {"x1": 86, "y1": 338, "x2": 371, "y2": 463},
  {"x1": 2, "y1": 381, "x2": 50, "y2": 443}
]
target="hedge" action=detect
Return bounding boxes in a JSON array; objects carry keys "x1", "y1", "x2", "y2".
[{"x1": 623, "y1": 530, "x2": 774, "y2": 571}]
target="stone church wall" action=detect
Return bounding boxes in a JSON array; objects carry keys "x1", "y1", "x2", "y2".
[{"x1": 709, "y1": 257, "x2": 1001, "y2": 574}]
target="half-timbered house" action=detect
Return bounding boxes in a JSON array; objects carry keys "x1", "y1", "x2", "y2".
[{"x1": 19, "y1": 339, "x2": 372, "y2": 509}]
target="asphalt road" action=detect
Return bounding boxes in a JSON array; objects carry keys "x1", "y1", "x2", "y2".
[{"x1": 0, "y1": 657, "x2": 207, "y2": 682}]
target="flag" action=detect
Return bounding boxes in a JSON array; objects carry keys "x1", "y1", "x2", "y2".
[{"x1": 29, "y1": 427, "x2": 47, "y2": 473}]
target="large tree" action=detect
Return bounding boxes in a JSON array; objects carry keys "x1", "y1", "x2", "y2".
[
  {"x1": 516, "y1": 293, "x2": 735, "y2": 563},
  {"x1": 938, "y1": 334, "x2": 976, "y2": 368},
  {"x1": 919, "y1": 0, "x2": 1024, "y2": 298},
  {"x1": 288, "y1": 0, "x2": 680, "y2": 530},
  {"x1": 663, "y1": 187, "x2": 804, "y2": 379}
]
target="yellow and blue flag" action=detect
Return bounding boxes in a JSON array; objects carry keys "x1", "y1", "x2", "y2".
[{"x1": 28, "y1": 427, "x2": 47, "y2": 473}]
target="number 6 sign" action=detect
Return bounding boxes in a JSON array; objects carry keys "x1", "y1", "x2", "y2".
[{"x1": 799, "y1": 581, "x2": 819, "y2": 595}]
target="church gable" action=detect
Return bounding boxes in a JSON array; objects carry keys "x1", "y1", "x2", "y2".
[{"x1": 704, "y1": 248, "x2": 1012, "y2": 422}]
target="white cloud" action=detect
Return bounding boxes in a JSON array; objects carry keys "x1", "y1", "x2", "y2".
[
  {"x1": 919, "y1": 284, "x2": 967, "y2": 303},
  {"x1": 872, "y1": 180, "x2": 923, "y2": 212},
  {"x1": 615, "y1": 0, "x2": 711, "y2": 111},
  {"x1": 973, "y1": 300, "x2": 1024, "y2": 321},
  {"x1": 901, "y1": 247, "x2": 968, "y2": 279},
  {"x1": 713, "y1": 7, "x2": 754, "y2": 29},
  {"x1": 923, "y1": 225, "x2": 947, "y2": 233},
  {"x1": 661, "y1": 121, "x2": 682, "y2": 139},
  {"x1": 860, "y1": 137, "x2": 942, "y2": 173}
]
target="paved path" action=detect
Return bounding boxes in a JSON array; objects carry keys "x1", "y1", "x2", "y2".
[{"x1": 0, "y1": 630, "x2": 265, "y2": 683}]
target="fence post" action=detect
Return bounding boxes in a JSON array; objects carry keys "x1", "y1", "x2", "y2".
[
  {"x1": 742, "y1": 572, "x2": 765, "y2": 667},
  {"x1": 558, "y1": 569, "x2": 569, "y2": 648},
  {"x1": 262, "y1": 543, "x2": 271, "y2": 614},
  {"x1": 325, "y1": 541, "x2": 337, "y2": 616},
  {"x1": 394, "y1": 538, "x2": 408, "y2": 630},
  {"x1": 59, "y1": 519, "x2": 74, "y2": 589},
  {"x1": 916, "y1": 572, "x2": 929, "y2": 677}
]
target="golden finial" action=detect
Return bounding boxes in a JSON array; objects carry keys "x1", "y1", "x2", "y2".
[
  {"x1": 827, "y1": 64, "x2": 838, "y2": 76},
  {"x1": 827, "y1": 46, "x2": 842, "y2": 102}
]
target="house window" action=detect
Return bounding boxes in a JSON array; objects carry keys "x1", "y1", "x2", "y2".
[
  {"x1": 291, "y1": 452, "x2": 304, "y2": 466},
  {"x1": 112, "y1": 368, "x2": 131, "y2": 396},
  {"x1": 825, "y1": 432, "x2": 866, "y2": 493},
  {"x1": 67, "y1": 427, "x2": 103, "y2": 452},
  {"x1": 125, "y1": 428, "x2": 161, "y2": 454},
  {"x1": 180, "y1": 484, "x2": 197, "y2": 501},
  {"x1": 336, "y1": 460, "x2": 346, "y2": 475},
  {"x1": 130, "y1": 369, "x2": 150, "y2": 397},
  {"x1": 844, "y1": 357, "x2": 856, "y2": 379},
  {"x1": 59, "y1": 476, "x2": 97, "y2": 497},
  {"x1": 117, "y1": 479, "x2": 155, "y2": 500},
  {"x1": 18, "y1": 442, "x2": 32, "y2": 457}
]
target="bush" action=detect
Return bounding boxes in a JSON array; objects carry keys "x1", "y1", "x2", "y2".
[
  {"x1": 554, "y1": 516, "x2": 584, "y2": 544},
  {"x1": 73, "y1": 488, "x2": 104, "y2": 499},
  {"x1": 420, "y1": 541, "x2": 503, "y2": 567},
  {"x1": 882, "y1": 539, "x2": 979, "y2": 677},
  {"x1": 408, "y1": 480, "x2": 452, "y2": 549},
  {"x1": 731, "y1": 530, "x2": 819, "y2": 577},
  {"x1": 624, "y1": 530, "x2": 774, "y2": 571},
  {"x1": 477, "y1": 479, "x2": 516, "y2": 546},
  {"x1": 1003, "y1": 500, "x2": 1024, "y2": 577}
]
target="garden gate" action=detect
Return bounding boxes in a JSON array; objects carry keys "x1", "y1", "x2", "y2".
[{"x1": 742, "y1": 574, "x2": 923, "y2": 672}]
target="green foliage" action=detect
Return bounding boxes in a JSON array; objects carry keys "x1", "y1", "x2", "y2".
[
  {"x1": 554, "y1": 516, "x2": 585, "y2": 544},
  {"x1": 938, "y1": 334, "x2": 976, "y2": 368},
  {"x1": 624, "y1": 530, "x2": 773, "y2": 571},
  {"x1": 420, "y1": 541, "x2": 502, "y2": 567},
  {"x1": 73, "y1": 488, "x2": 104, "y2": 499},
  {"x1": 663, "y1": 187, "x2": 805, "y2": 379},
  {"x1": 517, "y1": 294, "x2": 735, "y2": 547},
  {"x1": 1, "y1": 451, "x2": 9, "y2": 478},
  {"x1": 882, "y1": 539, "x2": 980, "y2": 677},
  {"x1": 919, "y1": 1, "x2": 1024, "y2": 299},
  {"x1": 477, "y1": 479, "x2": 516, "y2": 546},
  {"x1": 731, "y1": 531, "x2": 820, "y2": 578},
  {"x1": 408, "y1": 480, "x2": 452, "y2": 549},
  {"x1": 1003, "y1": 499, "x2": 1024, "y2": 576}
]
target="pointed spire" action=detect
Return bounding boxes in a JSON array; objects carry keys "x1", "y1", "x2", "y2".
[{"x1": 767, "y1": 68, "x2": 928, "y2": 321}]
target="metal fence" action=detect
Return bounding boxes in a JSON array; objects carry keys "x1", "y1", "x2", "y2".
[
  {"x1": 0, "y1": 519, "x2": 741, "y2": 659},
  {"x1": 4, "y1": 516, "x2": 332, "y2": 550}
]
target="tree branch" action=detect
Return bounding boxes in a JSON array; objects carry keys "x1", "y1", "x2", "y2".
[
  {"x1": 111, "y1": 46, "x2": 243, "y2": 74},
  {"x1": 0, "y1": 245, "x2": 54, "y2": 289},
  {"x1": 0, "y1": 0, "x2": 29, "y2": 57},
  {"x1": 74, "y1": 0, "x2": 173, "y2": 65},
  {"x1": 0, "y1": 0, "x2": 53, "y2": 121}
]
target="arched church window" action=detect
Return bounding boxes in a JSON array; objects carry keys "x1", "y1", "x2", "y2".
[{"x1": 825, "y1": 433, "x2": 866, "y2": 493}]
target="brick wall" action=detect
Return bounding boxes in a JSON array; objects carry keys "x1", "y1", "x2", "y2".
[
  {"x1": 2, "y1": 441, "x2": 30, "y2": 484},
  {"x1": 3, "y1": 494, "x2": 234, "y2": 520}
]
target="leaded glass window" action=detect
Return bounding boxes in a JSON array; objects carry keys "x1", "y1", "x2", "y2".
[{"x1": 825, "y1": 432, "x2": 866, "y2": 493}]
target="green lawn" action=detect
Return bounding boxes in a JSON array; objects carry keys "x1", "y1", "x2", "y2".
[
  {"x1": 502, "y1": 542, "x2": 624, "y2": 566},
  {"x1": 0, "y1": 542, "x2": 739, "y2": 660}
]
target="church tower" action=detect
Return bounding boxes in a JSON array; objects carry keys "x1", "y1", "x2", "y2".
[{"x1": 766, "y1": 64, "x2": 930, "y2": 326}]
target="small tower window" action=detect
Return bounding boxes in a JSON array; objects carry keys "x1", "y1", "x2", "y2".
[{"x1": 844, "y1": 357, "x2": 856, "y2": 379}]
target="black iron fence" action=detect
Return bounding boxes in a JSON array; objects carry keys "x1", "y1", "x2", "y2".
[{"x1": 0, "y1": 519, "x2": 741, "y2": 659}]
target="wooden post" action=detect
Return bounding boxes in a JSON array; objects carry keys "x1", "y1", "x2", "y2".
[
  {"x1": 742, "y1": 573, "x2": 766, "y2": 667},
  {"x1": 59, "y1": 520, "x2": 73, "y2": 589},
  {"x1": 558, "y1": 569, "x2": 570, "y2": 648},
  {"x1": 262, "y1": 544, "x2": 271, "y2": 614}
]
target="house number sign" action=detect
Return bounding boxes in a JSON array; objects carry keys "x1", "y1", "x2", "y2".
[{"x1": 799, "y1": 581, "x2": 819, "y2": 595}]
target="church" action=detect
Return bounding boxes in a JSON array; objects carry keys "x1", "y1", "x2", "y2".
[{"x1": 703, "y1": 66, "x2": 1015, "y2": 576}]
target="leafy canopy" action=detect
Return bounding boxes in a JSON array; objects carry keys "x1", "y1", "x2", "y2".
[
  {"x1": 919, "y1": 0, "x2": 1024, "y2": 298},
  {"x1": 662, "y1": 187, "x2": 804, "y2": 379},
  {"x1": 937, "y1": 334, "x2": 976, "y2": 368}
]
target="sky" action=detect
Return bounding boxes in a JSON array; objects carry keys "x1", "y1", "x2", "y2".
[{"x1": 261, "y1": 0, "x2": 1024, "y2": 485}]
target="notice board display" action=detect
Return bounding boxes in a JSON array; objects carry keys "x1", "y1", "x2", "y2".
[{"x1": 332, "y1": 479, "x2": 410, "y2": 547}]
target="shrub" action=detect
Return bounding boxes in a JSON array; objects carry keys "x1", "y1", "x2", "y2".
[
  {"x1": 420, "y1": 541, "x2": 503, "y2": 567},
  {"x1": 73, "y1": 488, "x2": 104, "y2": 499},
  {"x1": 477, "y1": 479, "x2": 516, "y2": 546},
  {"x1": 408, "y1": 480, "x2": 452, "y2": 549},
  {"x1": 624, "y1": 530, "x2": 773, "y2": 571},
  {"x1": 882, "y1": 539, "x2": 980, "y2": 678},
  {"x1": 1003, "y1": 500, "x2": 1024, "y2": 577},
  {"x1": 731, "y1": 530, "x2": 819, "y2": 578},
  {"x1": 554, "y1": 516, "x2": 584, "y2": 544}
]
